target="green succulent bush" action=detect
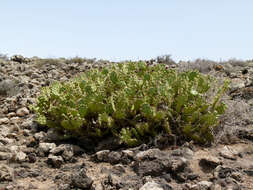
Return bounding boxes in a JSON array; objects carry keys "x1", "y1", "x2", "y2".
[{"x1": 30, "y1": 62, "x2": 229, "y2": 147}]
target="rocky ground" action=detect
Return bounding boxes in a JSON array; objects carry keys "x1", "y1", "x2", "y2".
[{"x1": 0, "y1": 55, "x2": 253, "y2": 190}]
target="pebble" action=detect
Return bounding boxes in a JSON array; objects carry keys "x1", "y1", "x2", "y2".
[
  {"x1": 47, "y1": 154, "x2": 64, "y2": 168},
  {"x1": 16, "y1": 107, "x2": 30, "y2": 117},
  {"x1": 7, "y1": 112, "x2": 16, "y2": 118},
  {"x1": 0, "y1": 164, "x2": 13, "y2": 181},
  {"x1": 219, "y1": 146, "x2": 237, "y2": 160},
  {"x1": 9, "y1": 116, "x2": 22, "y2": 123},
  {"x1": 139, "y1": 181, "x2": 164, "y2": 190},
  {"x1": 95, "y1": 150, "x2": 110, "y2": 162},
  {"x1": 0, "y1": 117, "x2": 9, "y2": 124},
  {"x1": 34, "y1": 131, "x2": 46, "y2": 141},
  {"x1": 38, "y1": 142, "x2": 56, "y2": 155},
  {"x1": 0, "y1": 152, "x2": 11, "y2": 160},
  {"x1": 13, "y1": 151, "x2": 27, "y2": 162}
]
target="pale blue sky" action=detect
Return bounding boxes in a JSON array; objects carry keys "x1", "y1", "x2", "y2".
[{"x1": 0, "y1": 1, "x2": 252, "y2": 61}]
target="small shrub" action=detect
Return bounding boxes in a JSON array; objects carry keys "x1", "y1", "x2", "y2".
[
  {"x1": 225, "y1": 58, "x2": 246, "y2": 67},
  {"x1": 0, "y1": 53, "x2": 8, "y2": 61},
  {"x1": 178, "y1": 59, "x2": 217, "y2": 74},
  {"x1": 32, "y1": 58, "x2": 63, "y2": 68},
  {"x1": 30, "y1": 62, "x2": 229, "y2": 147},
  {"x1": 156, "y1": 55, "x2": 176, "y2": 65},
  {"x1": 65, "y1": 57, "x2": 96, "y2": 65},
  {"x1": 0, "y1": 79, "x2": 20, "y2": 96},
  {"x1": 65, "y1": 57, "x2": 86, "y2": 64}
]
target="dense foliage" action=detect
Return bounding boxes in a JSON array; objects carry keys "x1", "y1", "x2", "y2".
[{"x1": 30, "y1": 62, "x2": 229, "y2": 146}]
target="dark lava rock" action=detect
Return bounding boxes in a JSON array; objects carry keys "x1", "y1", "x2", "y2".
[
  {"x1": 27, "y1": 153, "x2": 37, "y2": 163},
  {"x1": 108, "y1": 173, "x2": 124, "y2": 189},
  {"x1": 133, "y1": 156, "x2": 189, "y2": 178},
  {"x1": 103, "y1": 174, "x2": 141, "y2": 190},
  {"x1": 95, "y1": 150, "x2": 110, "y2": 162},
  {"x1": 134, "y1": 159, "x2": 171, "y2": 177},
  {"x1": 243, "y1": 169, "x2": 253, "y2": 176},
  {"x1": 10, "y1": 55, "x2": 27, "y2": 63},
  {"x1": 199, "y1": 155, "x2": 222, "y2": 171},
  {"x1": 71, "y1": 168, "x2": 93, "y2": 189},
  {"x1": 26, "y1": 136, "x2": 38, "y2": 147},
  {"x1": 237, "y1": 129, "x2": 253, "y2": 141},
  {"x1": 0, "y1": 164, "x2": 13, "y2": 182},
  {"x1": 107, "y1": 151, "x2": 122, "y2": 164},
  {"x1": 95, "y1": 136, "x2": 122, "y2": 151},
  {"x1": 214, "y1": 165, "x2": 235, "y2": 179}
]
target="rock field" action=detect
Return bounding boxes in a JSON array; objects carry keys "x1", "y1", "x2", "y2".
[{"x1": 0, "y1": 55, "x2": 253, "y2": 190}]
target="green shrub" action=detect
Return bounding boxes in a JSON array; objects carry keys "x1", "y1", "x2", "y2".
[
  {"x1": 33, "y1": 58, "x2": 63, "y2": 68},
  {"x1": 65, "y1": 57, "x2": 96, "y2": 64},
  {"x1": 30, "y1": 62, "x2": 229, "y2": 147}
]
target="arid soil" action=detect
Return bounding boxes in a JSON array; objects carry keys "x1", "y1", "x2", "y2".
[{"x1": 0, "y1": 55, "x2": 253, "y2": 190}]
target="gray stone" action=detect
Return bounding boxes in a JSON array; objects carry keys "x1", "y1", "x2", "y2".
[
  {"x1": 26, "y1": 136, "x2": 37, "y2": 147},
  {"x1": 16, "y1": 107, "x2": 29, "y2": 117},
  {"x1": 0, "y1": 164, "x2": 13, "y2": 181},
  {"x1": 134, "y1": 157, "x2": 171, "y2": 177},
  {"x1": 230, "y1": 172, "x2": 242, "y2": 182},
  {"x1": 219, "y1": 146, "x2": 237, "y2": 160},
  {"x1": 50, "y1": 144, "x2": 75, "y2": 161},
  {"x1": 9, "y1": 117, "x2": 22, "y2": 124},
  {"x1": 96, "y1": 150, "x2": 110, "y2": 162},
  {"x1": 13, "y1": 151, "x2": 27, "y2": 162},
  {"x1": 71, "y1": 169, "x2": 93, "y2": 189},
  {"x1": 0, "y1": 118, "x2": 9, "y2": 124},
  {"x1": 20, "y1": 120, "x2": 33, "y2": 129},
  {"x1": 47, "y1": 154, "x2": 64, "y2": 168},
  {"x1": 182, "y1": 148, "x2": 194, "y2": 159},
  {"x1": 0, "y1": 137, "x2": 15, "y2": 144},
  {"x1": 0, "y1": 152, "x2": 11, "y2": 160},
  {"x1": 38, "y1": 142, "x2": 56, "y2": 155},
  {"x1": 61, "y1": 145, "x2": 74, "y2": 161},
  {"x1": 211, "y1": 184, "x2": 222, "y2": 190},
  {"x1": 244, "y1": 169, "x2": 253, "y2": 176},
  {"x1": 45, "y1": 128, "x2": 63, "y2": 141},
  {"x1": 91, "y1": 183, "x2": 104, "y2": 190},
  {"x1": 8, "y1": 146, "x2": 27, "y2": 162},
  {"x1": 140, "y1": 181, "x2": 164, "y2": 190},
  {"x1": 58, "y1": 184, "x2": 71, "y2": 190},
  {"x1": 197, "y1": 181, "x2": 213, "y2": 189},
  {"x1": 0, "y1": 126, "x2": 9, "y2": 137},
  {"x1": 7, "y1": 112, "x2": 16, "y2": 118},
  {"x1": 122, "y1": 150, "x2": 134, "y2": 158},
  {"x1": 50, "y1": 146, "x2": 65, "y2": 155},
  {"x1": 214, "y1": 165, "x2": 234, "y2": 178},
  {"x1": 34, "y1": 131, "x2": 47, "y2": 141},
  {"x1": 134, "y1": 148, "x2": 168, "y2": 161},
  {"x1": 31, "y1": 73, "x2": 40, "y2": 79},
  {"x1": 230, "y1": 78, "x2": 245, "y2": 91},
  {"x1": 171, "y1": 147, "x2": 194, "y2": 159},
  {"x1": 107, "y1": 151, "x2": 122, "y2": 164},
  {"x1": 108, "y1": 174, "x2": 123, "y2": 188},
  {"x1": 171, "y1": 157, "x2": 188, "y2": 172},
  {"x1": 0, "y1": 146, "x2": 10, "y2": 152}
]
